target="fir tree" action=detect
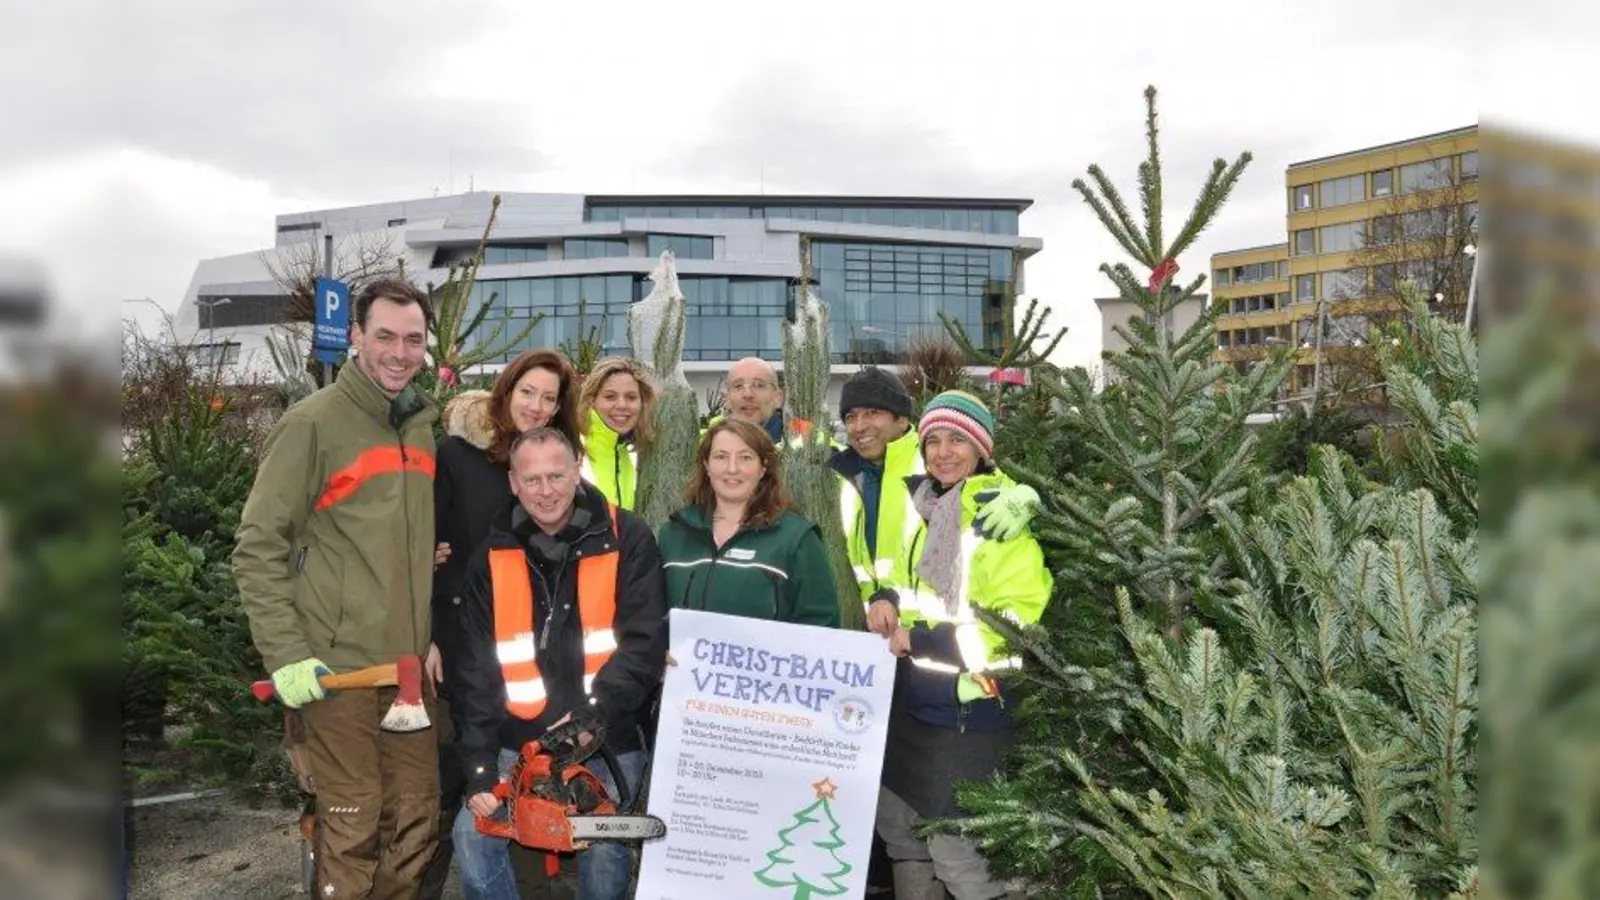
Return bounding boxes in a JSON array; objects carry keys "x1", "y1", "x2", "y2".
[
  {"x1": 781, "y1": 247, "x2": 861, "y2": 627},
  {"x1": 632, "y1": 251, "x2": 699, "y2": 529},
  {"x1": 949, "y1": 89, "x2": 1477, "y2": 897},
  {"x1": 421, "y1": 193, "x2": 546, "y2": 404}
]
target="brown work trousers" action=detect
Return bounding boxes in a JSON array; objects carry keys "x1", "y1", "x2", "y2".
[{"x1": 294, "y1": 686, "x2": 439, "y2": 899}]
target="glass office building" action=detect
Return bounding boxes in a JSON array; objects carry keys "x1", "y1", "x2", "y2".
[
  {"x1": 459, "y1": 195, "x2": 1036, "y2": 366},
  {"x1": 182, "y1": 192, "x2": 1041, "y2": 404}
]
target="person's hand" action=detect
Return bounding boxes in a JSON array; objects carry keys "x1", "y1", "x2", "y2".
[
  {"x1": 888, "y1": 628, "x2": 911, "y2": 658},
  {"x1": 665, "y1": 652, "x2": 677, "y2": 667},
  {"x1": 866, "y1": 598, "x2": 899, "y2": 637},
  {"x1": 270, "y1": 658, "x2": 330, "y2": 708},
  {"x1": 433, "y1": 542, "x2": 451, "y2": 569},
  {"x1": 974, "y1": 484, "x2": 1041, "y2": 542},
  {"x1": 424, "y1": 642, "x2": 443, "y2": 686},
  {"x1": 467, "y1": 792, "x2": 501, "y2": 818}
]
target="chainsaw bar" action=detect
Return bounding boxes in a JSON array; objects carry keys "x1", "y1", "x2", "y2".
[{"x1": 568, "y1": 813, "x2": 667, "y2": 842}]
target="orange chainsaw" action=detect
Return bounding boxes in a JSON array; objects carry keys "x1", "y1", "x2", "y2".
[{"x1": 474, "y1": 709, "x2": 666, "y2": 852}]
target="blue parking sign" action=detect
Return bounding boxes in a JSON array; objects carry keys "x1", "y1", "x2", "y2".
[{"x1": 312, "y1": 278, "x2": 350, "y2": 364}]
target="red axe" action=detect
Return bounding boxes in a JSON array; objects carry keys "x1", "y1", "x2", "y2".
[{"x1": 250, "y1": 654, "x2": 431, "y2": 733}]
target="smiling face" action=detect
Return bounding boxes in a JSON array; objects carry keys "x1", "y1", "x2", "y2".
[
  {"x1": 509, "y1": 366, "x2": 562, "y2": 432},
  {"x1": 508, "y1": 437, "x2": 579, "y2": 535},
  {"x1": 705, "y1": 428, "x2": 766, "y2": 507},
  {"x1": 725, "y1": 357, "x2": 781, "y2": 425},
  {"x1": 349, "y1": 297, "x2": 428, "y2": 396},
  {"x1": 593, "y1": 371, "x2": 641, "y2": 435},
  {"x1": 922, "y1": 428, "x2": 981, "y2": 488},
  {"x1": 844, "y1": 408, "x2": 911, "y2": 463}
]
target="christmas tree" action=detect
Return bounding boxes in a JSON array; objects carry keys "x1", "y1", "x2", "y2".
[
  {"x1": 780, "y1": 250, "x2": 863, "y2": 627},
  {"x1": 753, "y1": 776, "x2": 853, "y2": 899},
  {"x1": 946, "y1": 88, "x2": 1478, "y2": 897},
  {"x1": 631, "y1": 251, "x2": 698, "y2": 529}
]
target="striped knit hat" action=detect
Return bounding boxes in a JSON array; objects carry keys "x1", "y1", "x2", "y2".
[{"x1": 918, "y1": 390, "x2": 995, "y2": 458}]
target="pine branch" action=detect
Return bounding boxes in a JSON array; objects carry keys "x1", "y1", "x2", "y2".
[{"x1": 1074, "y1": 168, "x2": 1155, "y2": 264}]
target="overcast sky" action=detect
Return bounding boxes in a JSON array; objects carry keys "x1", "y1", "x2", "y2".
[{"x1": 0, "y1": 0, "x2": 1583, "y2": 368}]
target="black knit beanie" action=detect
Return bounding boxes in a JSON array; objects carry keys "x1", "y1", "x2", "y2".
[{"x1": 840, "y1": 366, "x2": 913, "y2": 420}]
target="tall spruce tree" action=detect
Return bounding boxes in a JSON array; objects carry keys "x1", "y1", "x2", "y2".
[{"x1": 948, "y1": 89, "x2": 1477, "y2": 898}]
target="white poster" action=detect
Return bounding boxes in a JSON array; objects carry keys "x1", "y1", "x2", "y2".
[{"x1": 636, "y1": 608, "x2": 896, "y2": 900}]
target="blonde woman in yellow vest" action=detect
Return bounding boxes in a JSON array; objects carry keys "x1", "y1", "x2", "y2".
[{"x1": 577, "y1": 357, "x2": 656, "y2": 510}]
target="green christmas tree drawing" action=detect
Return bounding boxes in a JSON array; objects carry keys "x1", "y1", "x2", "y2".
[{"x1": 753, "y1": 777, "x2": 853, "y2": 898}]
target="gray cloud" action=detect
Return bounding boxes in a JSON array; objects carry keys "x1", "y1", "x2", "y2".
[{"x1": 0, "y1": 0, "x2": 542, "y2": 195}]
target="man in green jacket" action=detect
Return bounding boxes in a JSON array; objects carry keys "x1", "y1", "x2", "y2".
[{"x1": 233, "y1": 277, "x2": 440, "y2": 899}]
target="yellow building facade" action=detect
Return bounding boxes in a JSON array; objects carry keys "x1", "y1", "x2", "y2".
[{"x1": 1212, "y1": 125, "x2": 1478, "y2": 396}]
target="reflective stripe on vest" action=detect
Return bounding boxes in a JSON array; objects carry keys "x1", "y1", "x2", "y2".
[
  {"x1": 488, "y1": 505, "x2": 622, "y2": 719},
  {"x1": 903, "y1": 520, "x2": 1024, "y2": 675},
  {"x1": 841, "y1": 441, "x2": 923, "y2": 609}
]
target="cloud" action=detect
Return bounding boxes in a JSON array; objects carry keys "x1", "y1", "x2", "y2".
[{"x1": 0, "y1": 0, "x2": 542, "y2": 196}]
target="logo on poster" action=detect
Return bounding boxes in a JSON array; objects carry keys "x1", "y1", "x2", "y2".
[{"x1": 832, "y1": 696, "x2": 873, "y2": 734}]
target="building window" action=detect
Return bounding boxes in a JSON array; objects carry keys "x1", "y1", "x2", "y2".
[
  {"x1": 646, "y1": 234, "x2": 714, "y2": 260},
  {"x1": 1372, "y1": 169, "x2": 1394, "y2": 197},
  {"x1": 1295, "y1": 274, "x2": 1316, "y2": 302},
  {"x1": 1217, "y1": 331, "x2": 1231, "y2": 348},
  {"x1": 1367, "y1": 215, "x2": 1397, "y2": 246},
  {"x1": 1214, "y1": 268, "x2": 1231, "y2": 286},
  {"x1": 192, "y1": 342, "x2": 241, "y2": 367},
  {"x1": 1293, "y1": 229, "x2": 1316, "y2": 256},
  {"x1": 813, "y1": 241, "x2": 1012, "y2": 362},
  {"x1": 1321, "y1": 268, "x2": 1365, "y2": 301},
  {"x1": 1400, "y1": 159, "x2": 1453, "y2": 194},
  {"x1": 1318, "y1": 221, "x2": 1363, "y2": 254},
  {"x1": 1374, "y1": 263, "x2": 1398, "y2": 292},
  {"x1": 1292, "y1": 184, "x2": 1315, "y2": 211},
  {"x1": 276, "y1": 221, "x2": 320, "y2": 234},
  {"x1": 1460, "y1": 150, "x2": 1479, "y2": 180},
  {"x1": 1319, "y1": 174, "x2": 1366, "y2": 208},
  {"x1": 198, "y1": 294, "x2": 290, "y2": 328},
  {"x1": 386, "y1": 217, "x2": 407, "y2": 227},
  {"x1": 565, "y1": 238, "x2": 631, "y2": 260},
  {"x1": 483, "y1": 244, "x2": 549, "y2": 265}
]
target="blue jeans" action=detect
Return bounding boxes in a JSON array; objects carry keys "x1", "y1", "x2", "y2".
[{"x1": 453, "y1": 747, "x2": 649, "y2": 900}]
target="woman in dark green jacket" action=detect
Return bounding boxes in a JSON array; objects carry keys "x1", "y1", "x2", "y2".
[{"x1": 656, "y1": 418, "x2": 840, "y2": 627}]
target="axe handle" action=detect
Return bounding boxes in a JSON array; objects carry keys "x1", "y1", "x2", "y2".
[{"x1": 250, "y1": 663, "x2": 400, "y2": 702}]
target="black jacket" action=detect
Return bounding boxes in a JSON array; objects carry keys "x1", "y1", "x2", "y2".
[
  {"x1": 432, "y1": 434, "x2": 515, "y2": 676},
  {"x1": 450, "y1": 482, "x2": 667, "y2": 795}
]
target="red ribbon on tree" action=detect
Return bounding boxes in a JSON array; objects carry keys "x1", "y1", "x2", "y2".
[
  {"x1": 437, "y1": 365, "x2": 459, "y2": 387},
  {"x1": 1147, "y1": 257, "x2": 1179, "y2": 292}
]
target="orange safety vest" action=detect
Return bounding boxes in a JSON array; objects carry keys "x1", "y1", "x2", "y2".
[{"x1": 487, "y1": 506, "x2": 621, "y2": 720}]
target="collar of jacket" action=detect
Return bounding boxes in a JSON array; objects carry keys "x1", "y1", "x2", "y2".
[
  {"x1": 337, "y1": 362, "x2": 433, "y2": 430},
  {"x1": 904, "y1": 467, "x2": 1006, "y2": 522},
  {"x1": 444, "y1": 389, "x2": 494, "y2": 449},
  {"x1": 828, "y1": 424, "x2": 917, "y2": 482},
  {"x1": 503, "y1": 480, "x2": 616, "y2": 554},
  {"x1": 668, "y1": 503, "x2": 782, "y2": 539},
  {"x1": 584, "y1": 408, "x2": 634, "y2": 453}
]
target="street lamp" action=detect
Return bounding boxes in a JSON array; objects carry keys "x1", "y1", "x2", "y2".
[{"x1": 196, "y1": 297, "x2": 232, "y2": 367}]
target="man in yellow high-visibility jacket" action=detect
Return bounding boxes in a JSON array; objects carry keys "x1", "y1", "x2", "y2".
[{"x1": 827, "y1": 368, "x2": 1039, "y2": 617}]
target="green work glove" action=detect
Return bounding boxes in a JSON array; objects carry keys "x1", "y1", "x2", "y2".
[
  {"x1": 271, "y1": 658, "x2": 331, "y2": 709},
  {"x1": 974, "y1": 483, "x2": 1040, "y2": 542}
]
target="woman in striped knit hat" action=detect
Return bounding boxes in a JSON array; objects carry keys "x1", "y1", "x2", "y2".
[{"x1": 872, "y1": 390, "x2": 1052, "y2": 900}]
